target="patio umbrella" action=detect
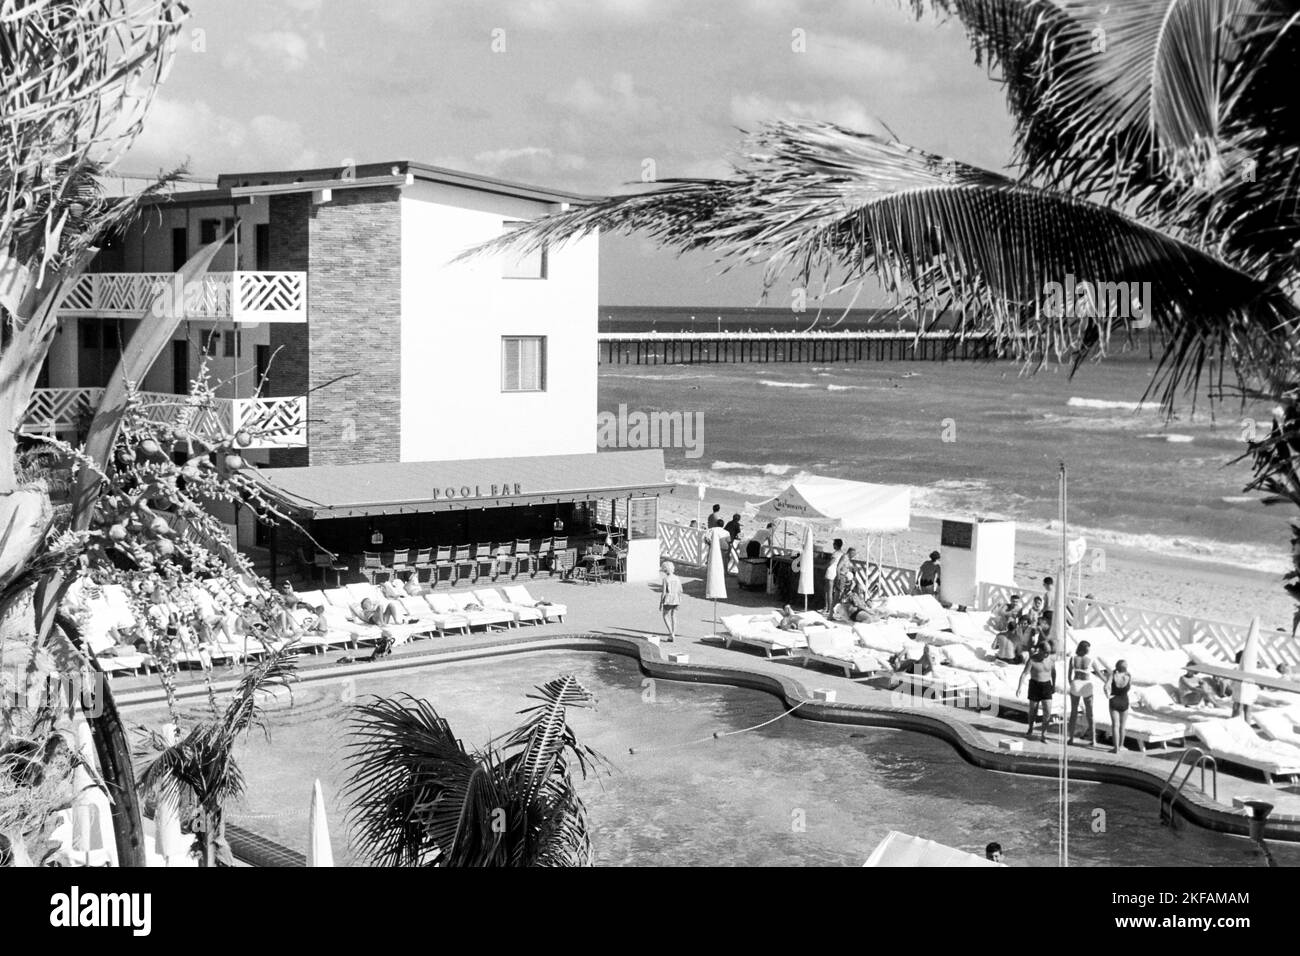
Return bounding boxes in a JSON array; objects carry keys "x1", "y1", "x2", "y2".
[
  {"x1": 705, "y1": 525, "x2": 728, "y2": 636},
  {"x1": 1236, "y1": 616, "x2": 1262, "y2": 713},
  {"x1": 153, "y1": 724, "x2": 186, "y2": 865},
  {"x1": 69, "y1": 716, "x2": 117, "y2": 867},
  {"x1": 308, "y1": 778, "x2": 334, "y2": 867},
  {"x1": 795, "y1": 523, "x2": 816, "y2": 611}
]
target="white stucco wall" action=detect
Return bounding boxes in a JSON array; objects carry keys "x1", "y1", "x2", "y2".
[{"x1": 398, "y1": 180, "x2": 598, "y2": 462}]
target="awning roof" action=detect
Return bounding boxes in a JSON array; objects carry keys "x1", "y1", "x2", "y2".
[
  {"x1": 863, "y1": 831, "x2": 1002, "y2": 867},
  {"x1": 254, "y1": 449, "x2": 673, "y2": 519},
  {"x1": 753, "y1": 476, "x2": 911, "y2": 533}
]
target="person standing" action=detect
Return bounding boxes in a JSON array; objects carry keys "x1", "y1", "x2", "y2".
[
  {"x1": 1067, "y1": 639, "x2": 1104, "y2": 747},
  {"x1": 724, "y1": 513, "x2": 742, "y2": 541},
  {"x1": 916, "y1": 551, "x2": 941, "y2": 595},
  {"x1": 659, "y1": 561, "x2": 683, "y2": 642},
  {"x1": 1018, "y1": 640, "x2": 1056, "y2": 742},
  {"x1": 752, "y1": 521, "x2": 775, "y2": 556},
  {"x1": 1106, "y1": 660, "x2": 1132, "y2": 754},
  {"x1": 824, "y1": 538, "x2": 844, "y2": 613},
  {"x1": 1042, "y1": 576, "x2": 1056, "y2": 627},
  {"x1": 708, "y1": 504, "x2": 723, "y2": 528},
  {"x1": 835, "y1": 546, "x2": 859, "y2": 606}
]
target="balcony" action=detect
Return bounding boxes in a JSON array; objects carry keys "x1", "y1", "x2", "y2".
[
  {"x1": 57, "y1": 271, "x2": 306, "y2": 323},
  {"x1": 21, "y1": 388, "x2": 307, "y2": 449}
]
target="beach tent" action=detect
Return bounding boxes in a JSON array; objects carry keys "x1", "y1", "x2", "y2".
[
  {"x1": 753, "y1": 476, "x2": 911, "y2": 569},
  {"x1": 863, "y1": 830, "x2": 1002, "y2": 867}
]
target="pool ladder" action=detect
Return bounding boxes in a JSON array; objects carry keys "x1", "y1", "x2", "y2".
[{"x1": 1158, "y1": 747, "x2": 1218, "y2": 826}]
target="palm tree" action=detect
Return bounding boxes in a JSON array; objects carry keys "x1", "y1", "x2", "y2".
[
  {"x1": 134, "y1": 648, "x2": 297, "y2": 867},
  {"x1": 344, "y1": 675, "x2": 607, "y2": 867},
  {"x1": 474, "y1": 0, "x2": 1300, "y2": 611}
]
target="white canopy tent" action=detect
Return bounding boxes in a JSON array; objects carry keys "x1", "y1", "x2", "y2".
[
  {"x1": 750, "y1": 476, "x2": 911, "y2": 567},
  {"x1": 863, "y1": 830, "x2": 1003, "y2": 867}
]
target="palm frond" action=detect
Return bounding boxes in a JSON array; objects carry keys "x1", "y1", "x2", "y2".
[
  {"x1": 914, "y1": 0, "x2": 1276, "y2": 197},
  {"x1": 469, "y1": 121, "x2": 1296, "y2": 403}
]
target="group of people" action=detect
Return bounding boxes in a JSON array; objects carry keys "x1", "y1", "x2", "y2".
[{"x1": 987, "y1": 583, "x2": 1132, "y2": 752}]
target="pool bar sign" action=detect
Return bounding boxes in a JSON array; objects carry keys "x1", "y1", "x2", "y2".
[{"x1": 431, "y1": 482, "x2": 523, "y2": 501}]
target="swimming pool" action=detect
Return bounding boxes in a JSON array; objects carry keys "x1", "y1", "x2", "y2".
[{"x1": 137, "y1": 650, "x2": 1300, "y2": 866}]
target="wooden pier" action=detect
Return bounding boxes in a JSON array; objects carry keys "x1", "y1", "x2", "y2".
[{"x1": 597, "y1": 331, "x2": 1002, "y2": 365}]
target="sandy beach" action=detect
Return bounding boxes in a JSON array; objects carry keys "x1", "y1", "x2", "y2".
[{"x1": 660, "y1": 483, "x2": 1296, "y2": 635}]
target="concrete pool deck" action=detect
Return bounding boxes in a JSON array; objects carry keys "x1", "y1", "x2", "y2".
[{"x1": 110, "y1": 571, "x2": 1300, "y2": 843}]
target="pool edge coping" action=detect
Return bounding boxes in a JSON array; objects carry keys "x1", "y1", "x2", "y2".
[{"x1": 115, "y1": 631, "x2": 1300, "y2": 846}]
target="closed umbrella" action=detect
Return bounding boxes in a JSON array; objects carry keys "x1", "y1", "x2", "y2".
[
  {"x1": 1236, "y1": 616, "x2": 1261, "y2": 715},
  {"x1": 70, "y1": 716, "x2": 116, "y2": 867},
  {"x1": 705, "y1": 525, "x2": 728, "y2": 637},
  {"x1": 153, "y1": 724, "x2": 186, "y2": 865},
  {"x1": 795, "y1": 523, "x2": 816, "y2": 611},
  {"x1": 308, "y1": 778, "x2": 334, "y2": 867}
]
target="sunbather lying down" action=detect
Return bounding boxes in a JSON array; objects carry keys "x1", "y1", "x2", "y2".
[
  {"x1": 1179, "y1": 673, "x2": 1231, "y2": 707},
  {"x1": 777, "y1": 605, "x2": 828, "y2": 631}
]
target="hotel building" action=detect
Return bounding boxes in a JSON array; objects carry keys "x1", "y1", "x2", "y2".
[{"x1": 27, "y1": 161, "x2": 672, "y2": 581}]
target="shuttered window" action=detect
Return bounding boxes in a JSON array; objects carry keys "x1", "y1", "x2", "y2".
[{"x1": 502, "y1": 336, "x2": 546, "y2": 392}]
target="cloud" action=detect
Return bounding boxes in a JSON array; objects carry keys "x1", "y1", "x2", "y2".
[
  {"x1": 471, "y1": 146, "x2": 589, "y2": 180},
  {"x1": 222, "y1": 30, "x2": 313, "y2": 73},
  {"x1": 793, "y1": 32, "x2": 927, "y2": 88},
  {"x1": 729, "y1": 93, "x2": 894, "y2": 137},
  {"x1": 507, "y1": 0, "x2": 661, "y2": 28},
  {"x1": 549, "y1": 71, "x2": 659, "y2": 119},
  {"x1": 123, "y1": 97, "x2": 319, "y2": 174}
]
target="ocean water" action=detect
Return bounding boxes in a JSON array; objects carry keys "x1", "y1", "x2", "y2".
[
  {"x1": 187, "y1": 650, "x2": 1298, "y2": 866},
  {"x1": 596, "y1": 356, "x2": 1289, "y2": 574}
]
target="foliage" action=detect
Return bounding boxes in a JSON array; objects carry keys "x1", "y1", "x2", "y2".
[
  {"x1": 344, "y1": 675, "x2": 608, "y2": 867},
  {"x1": 134, "y1": 646, "x2": 297, "y2": 867}
]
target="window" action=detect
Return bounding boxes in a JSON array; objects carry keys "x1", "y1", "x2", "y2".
[
  {"x1": 500, "y1": 221, "x2": 547, "y2": 279},
  {"x1": 199, "y1": 217, "x2": 237, "y2": 245},
  {"x1": 223, "y1": 331, "x2": 242, "y2": 358},
  {"x1": 202, "y1": 330, "x2": 221, "y2": 355},
  {"x1": 502, "y1": 336, "x2": 546, "y2": 392},
  {"x1": 628, "y1": 497, "x2": 658, "y2": 541}
]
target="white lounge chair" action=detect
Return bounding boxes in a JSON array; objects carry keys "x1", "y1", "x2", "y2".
[
  {"x1": 802, "y1": 627, "x2": 887, "y2": 677},
  {"x1": 1254, "y1": 709, "x2": 1300, "y2": 750},
  {"x1": 397, "y1": 596, "x2": 470, "y2": 636},
  {"x1": 428, "y1": 593, "x2": 512, "y2": 631},
  {"x1": 502, "y1": 585, "x2": 566, "y2": 622},
  {"x1": 719, "y1": 612, "x2": 809, "y2": 657},
  {"x1": 1192, "y1": 717, "x2": 1300, "y2": 784},
  {"x1": 474, "y1": 589, "x2": 544, "y2": 626}
]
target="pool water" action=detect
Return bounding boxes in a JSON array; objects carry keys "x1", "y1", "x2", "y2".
[{"x1": 135, "y1": 650, "x2": 1300, "y2": 867}]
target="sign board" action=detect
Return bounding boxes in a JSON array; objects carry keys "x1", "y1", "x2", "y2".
[{"x1": 940, "y1": 520, "x2": 973, "y2": 550}]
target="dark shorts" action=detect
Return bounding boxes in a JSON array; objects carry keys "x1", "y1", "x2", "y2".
[
  {"x1": 1109, "y1": 696, "x2": 1130, "y2": 713},
  {"x1": 661, "y1": 603, "x2": 678, "y2": 611},
  {"x1": 1028, "y1": 679, "x2": 1055, "y2": 702}
]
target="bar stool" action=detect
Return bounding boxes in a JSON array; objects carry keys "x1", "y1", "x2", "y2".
[
  {"x1": 361, "y1": 552, "x2": 390, "y2": 585},
  {"x1": 451, "y1": 545, "x2": 474, "y2": 585},
  {"x1": 313, "y1": 551, "x2": 349, "y2": 588},
  {"x1": 474, "y1": 543, "x2": 497, "y2": 581}
]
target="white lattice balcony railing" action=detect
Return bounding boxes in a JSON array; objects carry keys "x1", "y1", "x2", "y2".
[
  {"x1": 21, "y1": 388, "x2": 307, "y2": 449},
  {"x1": 57, "y1": 271, "x2": 306, "y2": 322}
]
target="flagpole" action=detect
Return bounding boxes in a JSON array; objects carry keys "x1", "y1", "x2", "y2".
[{"x1": 1057, "y1": 461, "x2": 1069, "y2": 869}]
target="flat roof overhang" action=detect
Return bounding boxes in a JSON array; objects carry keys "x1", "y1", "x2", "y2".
[{"x1": 254, "y1": 449, "x2": 674, "y2": 521}]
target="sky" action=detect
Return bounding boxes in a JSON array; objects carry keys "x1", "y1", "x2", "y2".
[{"x1": 122, "y1": 0, "x2": 1016, "y2": 307}]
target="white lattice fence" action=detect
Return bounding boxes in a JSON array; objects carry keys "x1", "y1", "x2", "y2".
[
  {"x1": 20, "y1": 387, "x2": 103, "y2": 434},
  {"x1": 233, "y1": 396, "x2": 307, "y2": 446},
  {"x1": 236, "y1": 271, "x2": 305, "y2": 317},
  {"x1": 658, "y1": 522, "x2": 704, "y2": 567},
  {"x1": 978, "y1": 582, "x2": 1296, "y2": 667}
]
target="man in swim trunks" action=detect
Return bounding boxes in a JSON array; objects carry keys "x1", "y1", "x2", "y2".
[{"x1": 1018, "y1": 640, "x2": 1056, "y2": 742}]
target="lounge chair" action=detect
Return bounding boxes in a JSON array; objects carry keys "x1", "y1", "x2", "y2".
[
  {"x1": 850, "y1": 619, "x2": 912, "y2": 657},
  {"x1": 1191, "y1": 717, "x2": 1300, "y2": 784},
  {"x1": 802, "y1": 627, "x2": 887, "y2": 677},
  {"x1": 501, "y1": 585, "x2": 566, "y2": 622},
  {"x1": 397, "y1": 596, "x2": 470, "y2": 636},
  {"x1": 473, "y1": 589, "x2": 544, "y2": 626},
  {"x1": 1255, "y1": 709, "x2": 1300, "y2": 749},
  {"x1": 720, "y1": 612, "x2": 809, "y2": 657},
  {"x1": 428, "y1": 592, "x2": 512, "y2": 631}
]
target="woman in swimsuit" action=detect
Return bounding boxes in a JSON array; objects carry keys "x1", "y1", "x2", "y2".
[
  {"x1": 1018, "y1": 641, "x2": 1056, "y2": 742},
  {"x1": 1107, "y1": 660, "x2": 1132, "y2": 754},
  {"x1": 1067, "y1": 640, "x2": 1105, "y2": 747}
]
